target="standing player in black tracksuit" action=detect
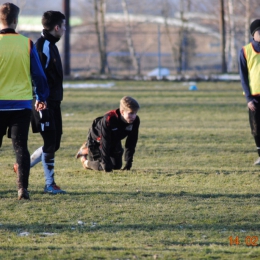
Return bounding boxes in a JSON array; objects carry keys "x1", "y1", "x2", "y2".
[
  {"x1": 239, "y1": 19, "x2": 260, "y2": 165},
  {"x1": 30, "y1": 11, "x2": 66, "y2": 194},
  {"x1": 76, "y1": 96, "x2": 140, "y2": 172}
]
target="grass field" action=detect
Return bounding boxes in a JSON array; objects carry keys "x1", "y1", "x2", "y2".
[{"x1": 1, "y1": 81, "x2": 260, "y2": 259}]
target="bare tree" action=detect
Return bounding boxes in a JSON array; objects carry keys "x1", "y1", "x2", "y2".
[
  {"x1": 219, "y1": 0, "x2": 227, "y2": 73},
  {"x1": 63, "y1": 0, "x2": 70, "y2": 76},
  {"x1": 162, "y1": 0, "x2": 185, "y2": 74},
  {"x1": 227, "y1": 0, "x2": 237, "y2": 72},
  {"x1": 94, "y1": 0, "x2": 109, "y2": 74},
  {"x1": 67, "y1": 0, "x2": 260, "y2": 77},
  {"x1": 174, "y1": 0, "x2": 183, "y2": 74},
  {"x1": 245, "y1": 0, "x2": 250, "y2": 44},
  {"x1": 162, "y1": 0, "x2": 198, "y2": 75},
  {"x1": 162, "y1": 1, "x2": 178, "y2": 72},
  {"x1": 121, "y1": 0, "x2": 140, "y2": 75},
  {"x1": 239, "y1": 0, "x2": 260, "y2": 43}
]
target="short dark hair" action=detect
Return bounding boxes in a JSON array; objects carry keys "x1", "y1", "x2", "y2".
[
  {"x1": 0, "y1": 2, "x2": 19, "y2": 26},
  {"x1": 250, "y1": 19, "x2": 260, "y2": 36},
  {"x1": 42, "y1": 11, "x2": 65, "y2": 31}
]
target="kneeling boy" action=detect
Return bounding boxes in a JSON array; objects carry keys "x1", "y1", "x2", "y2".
[{"x1": 77, "y1": 96, "x2": 140, "y2": 172}]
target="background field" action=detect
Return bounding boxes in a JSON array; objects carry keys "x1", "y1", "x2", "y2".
[{"x1": 0, "y1": 81, "x2": 260, "y2": 259}]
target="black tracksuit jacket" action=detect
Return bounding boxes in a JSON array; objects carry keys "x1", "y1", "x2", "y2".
[
  {"x1": 89, "y1": 109, "x2": 140, "y2": 171},
  {"x1": 35, "y1": 30, "x2": 63, "y2": 102}
]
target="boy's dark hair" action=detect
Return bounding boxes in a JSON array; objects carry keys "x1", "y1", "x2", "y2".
[
  {"x1": 0, "y1": 2, "x2": 19, "y2": 26},
  {"x1": 42, "y1": 11, "x2": 65, "y2": 31},
  {"x1": 250, "y1": 19, "x2": 260, "y2": 36}
]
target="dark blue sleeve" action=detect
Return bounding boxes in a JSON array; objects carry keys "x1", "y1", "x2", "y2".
[
  {"x1": 238, "y1": 47, "x2": 252, "y2": 103},
  {"x1": 30, "y1": 42, "x2": 49, "y2": 102}
]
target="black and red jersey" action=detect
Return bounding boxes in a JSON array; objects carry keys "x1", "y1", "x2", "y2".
[{"x1": 89, "y1": 108, "x2": 140, "y2": 170}]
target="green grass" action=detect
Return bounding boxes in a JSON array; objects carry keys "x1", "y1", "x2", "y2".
[{"x1": 1, "y1": 81, "x2": 260, "y2": 259}]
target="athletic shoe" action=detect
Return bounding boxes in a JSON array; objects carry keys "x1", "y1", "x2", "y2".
[
  {"x1": 44, "y1": 184, "x2": 66, "y2": 194},
  {"x1": 18, "y1": 188, "x2": 30, "y2": 200},
  {"x1": 80, "y1": 156, "x2": 90, "y2": 169},
  {"x1": 75, "y1": 142, "x2": 88, "y2": 159},
  {"x1": 254, "y1": 157, "x2": 260, "y2": 165}
]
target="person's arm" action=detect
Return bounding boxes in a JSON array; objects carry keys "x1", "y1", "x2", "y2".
[
  {"x1": 123, "y1": 117, "x2": 140, "y2": 170},
  {"x1": 30, "y1": 42, "x2": 49, "y2": 105},
  {"x1": 35, "y1": 38, "x2": 49, "y2": 71},
  {"x1": 239, "y1": 47, "x2": 252, "y2": 103}
]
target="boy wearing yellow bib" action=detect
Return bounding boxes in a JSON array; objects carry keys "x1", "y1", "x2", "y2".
[
  {"x1": 239, "y1": 19, "x2": 260, "y2": 165},
  {"x1": 0, "y1": 3, "x2": 49, "y2": 199}
]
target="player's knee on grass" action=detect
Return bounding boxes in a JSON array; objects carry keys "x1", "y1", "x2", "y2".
[{"x1": 88, "y1": 160, "x2": 103, "y2": 171}]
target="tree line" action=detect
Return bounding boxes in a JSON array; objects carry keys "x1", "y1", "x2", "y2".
[{"x1": 62, "y1": 0, "x2": 260, "y2": 76}]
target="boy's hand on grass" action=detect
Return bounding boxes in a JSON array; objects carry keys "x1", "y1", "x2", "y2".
[{"x1": 122, "y1": 162, "x2": 132, "y2": 171}]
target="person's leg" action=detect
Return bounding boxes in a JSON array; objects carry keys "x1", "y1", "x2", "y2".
[
  {"x1": 85, "y1": 138, "x2": 103, "y2": 171},
  {"x1": 30, "y1": 99, "x2": 57, "y2": 168},
  {"x1": 0, "y1": 111, "x2": 8, "y2": 148},
  {"x1": 87, "y1": 148, "x2": 103, "y2": 170},
  {"x1": 12, "y1": 138, "x2": 30, "y2": 190},
  {"x1": 44, "y1": 103, "x2": 65, "y2": 193},
  {"x1": 87, "y1": 160, "x2": 103, "y2": 170},
  {"x1": 30, "y1": 146, "x2": 43, "y2": 167},
  {"x1": 51, "y1": 101, "x2": 62, "y2": 152},
  {"x1": 30, "y1": 101, "x2": 65, "y2": 194},
  {"x1": 30, "y1": 98, "x2": 43, "y2": 167},
  {"x1": 249, "y1": 104, "x2": 260, "y2": 164},
  {"x1": 41, "y1": 131, "x2": 66, "y2": 194},
  {"x1": 0, "y1": 135, "x2": 3, "y2": 147},
  {"x1": 9, "y1": 110, "x2": 31, "y2": 199},
  {"x1": 41, "y1": 131, "x2": 55, "y2": 186}
]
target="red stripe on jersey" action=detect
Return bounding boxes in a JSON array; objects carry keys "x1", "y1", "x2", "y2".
[{"x1": 105, "y1": 109, "x2": 118, "y2": 125}]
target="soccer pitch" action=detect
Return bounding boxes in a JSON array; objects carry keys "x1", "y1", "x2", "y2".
[{"x1": 0, "y1": 80, "x2": 259, "y2": 259}]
